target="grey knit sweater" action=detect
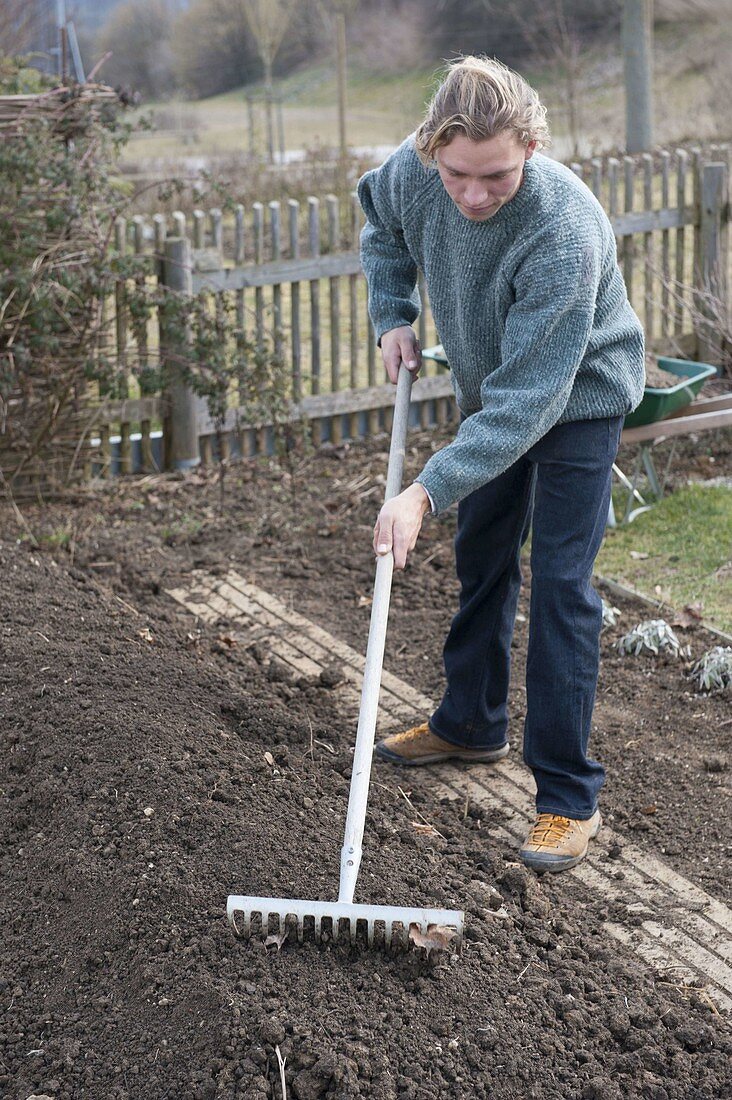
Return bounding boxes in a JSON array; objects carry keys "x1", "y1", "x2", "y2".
[{"x1": 358, "y1": 137, "x2": 645, "y2": 513}]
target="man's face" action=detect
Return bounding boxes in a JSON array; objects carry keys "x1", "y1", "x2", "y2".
[{"x1": 435, "y1": 131, "x2": 536, "y2": 222}]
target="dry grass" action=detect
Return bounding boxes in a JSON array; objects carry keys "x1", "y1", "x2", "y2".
[{"x1": 122, "y1": 18, "x2": 731, "y2": 168}]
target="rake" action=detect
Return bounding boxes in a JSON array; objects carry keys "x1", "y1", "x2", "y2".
[{"x1": 227, "y1": 365, "x2": 465, "y2": 950}]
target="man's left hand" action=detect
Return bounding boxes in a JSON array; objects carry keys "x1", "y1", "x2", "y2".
[{"x1": 373, "y1": 483, "x2": 431, "y2": 570}]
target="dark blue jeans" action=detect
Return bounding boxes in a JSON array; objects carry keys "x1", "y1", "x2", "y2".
[{"x1": 430, "y1": 416, "x2": 623, "y2": 820}]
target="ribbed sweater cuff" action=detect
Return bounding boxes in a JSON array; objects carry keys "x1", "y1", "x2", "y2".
[
  {"x1": 375, "y1": 316, "x2": 419, "y2": 346},
  {"x1": 414, "y1": 473, "x2": 451, "y2": 515}
]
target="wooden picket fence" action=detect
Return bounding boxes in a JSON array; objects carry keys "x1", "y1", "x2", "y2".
[{"x1": 87, "y1": 142, "x2": 730, "y2": 477}]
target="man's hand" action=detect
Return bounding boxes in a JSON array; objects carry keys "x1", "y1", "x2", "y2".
[
  {"x1": 380, "y1": 325, "x2": 421, "y2": 385},
  {"x1": 373, "y1": 483, "x2": 431, "y2": 570}
]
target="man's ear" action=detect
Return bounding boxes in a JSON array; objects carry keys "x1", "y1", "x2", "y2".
[{"x1": 524, "y1": 140, "x2": 537, "y2": 161}]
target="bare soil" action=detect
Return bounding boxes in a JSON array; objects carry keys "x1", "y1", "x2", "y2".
[
  {"x1": 1, "y1": 425, "x2": 731, "y2": 1100},
  {"x1": 644, "y1": 362, "x2": 689, "y2": 389}
]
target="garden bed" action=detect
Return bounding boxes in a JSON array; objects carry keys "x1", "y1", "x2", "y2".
[{"x1": 1, "y1": 427, "x2": 731, "y2": 1099}]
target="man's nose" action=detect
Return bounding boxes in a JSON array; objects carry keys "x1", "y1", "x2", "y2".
[{"x1": 463, "y1": 180, "x2": 489, "y2": 207}]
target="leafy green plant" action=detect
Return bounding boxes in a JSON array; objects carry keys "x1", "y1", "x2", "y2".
[
  {"x1": 40, "y1": 527, "x2": 73, "y2": 550},
  {"x1": 601, "y1": 599, "x2": 621, "y2": 630},
  {"x1": 690, "y1": 646, "x2": 732, "y2": 693},
  {"x1": 616, "y1": 619, "x2": 687, "y2": 658},
  {"x1": 0, "y1": 59, "x2": 293, "y2": 498}
]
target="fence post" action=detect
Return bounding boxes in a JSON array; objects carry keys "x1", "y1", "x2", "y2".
[
  {"x1": 698, "y1": 162, "x2": 730, "y2": 366},
  {"x1": 162, "y1": 237, "x2": 200, "y2": 471}
]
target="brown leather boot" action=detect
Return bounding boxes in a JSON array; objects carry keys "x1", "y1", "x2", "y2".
[
  {"x1": 374, "y1": 722, "x2": 509, "y2": 766},
  {"x1": 519, "y1": 810, "x2": 601, "y2": 872}
]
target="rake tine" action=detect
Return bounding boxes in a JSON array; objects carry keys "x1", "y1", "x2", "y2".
[{"x1": 227, "y1": 897, "x2": 463, "y2": 951}]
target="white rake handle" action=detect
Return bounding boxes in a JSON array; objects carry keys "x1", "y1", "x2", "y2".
[{"x1": 338, "y1": 365, "x2": 414, "y2": 904}]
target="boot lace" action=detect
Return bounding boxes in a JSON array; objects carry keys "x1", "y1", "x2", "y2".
[
  {"x1": 392, "y1": 722, "x2": 431, "y2": 744},
  {"x1": 529, "y1": 814, "x2": 572, "y2": 848}
]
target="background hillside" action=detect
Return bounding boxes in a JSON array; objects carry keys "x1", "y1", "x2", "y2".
[{"x1": 9, "y1": 0, "x2": 731, "y2": 164}]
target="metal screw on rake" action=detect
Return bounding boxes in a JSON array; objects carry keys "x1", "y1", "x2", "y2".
[{"x1": 227, "y1": 367, "x2": 464, "y2": 951}]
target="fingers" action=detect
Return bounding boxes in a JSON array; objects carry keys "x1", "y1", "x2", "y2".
[
  {"x1": 391, "y1": 530, "x2": 410, "y2": 571},
  {"x1": 373, "y1": 512, "x2": 409, "y2": 571},
  {"x1": 401, "y1": 333, "x2": 422, "y2": 374},
  {"x1": 382, "y1": 354, "x2": 400, "y2": 386},
  {"x1": 381, "y1": 326, "x2": 421, "y2": 384},
  {"x1": 373, "y1": 513, "x2": 392, "y2": 557},
  {"x1": 373, "y1": 487, "x2": 425, "y2": 572}
]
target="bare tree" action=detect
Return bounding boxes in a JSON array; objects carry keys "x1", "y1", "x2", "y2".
[
  {"x1": 480, "y1": 0, "x2": 597, "y2": 159},
  {"x1": 241, "y1": 0, "x2": 299, "y2": 161},
  {"x1": 95, "y1": 0, "x2": 176, "y2": 99},
  {"x1": 314, "y1": 0, "x2": 359, "y2": 184}
]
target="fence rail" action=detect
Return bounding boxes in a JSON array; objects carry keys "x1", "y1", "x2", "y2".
[{"x1": 83, "y1": 143, "x2": 729, "y2": 478}]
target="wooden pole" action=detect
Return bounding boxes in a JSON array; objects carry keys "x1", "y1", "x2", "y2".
[
  {"x1": 276, "y1": 94, "x2": 285, "y2": 163},
  {"x1": 264, "y1": 58, "x2": 275, "y2": 164},
  {"x1": 698, "y1": 162, "x2": 729, "y2": 365},
  {"x1": 246, "y1": 95, "x2": 256, "y2": 156},
  {"x1": 335, "y1": 11, "x2": 348, "y2": 189},
  {"x1": 622, "y1": 0, "x2": 654, "y2": 153},
  {"x1": 162, "y1": 238, "x2": 200, "y2": 470}
]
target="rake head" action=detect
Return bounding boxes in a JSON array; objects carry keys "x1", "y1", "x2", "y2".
[{"x1": 227, "y1": 894, "x2": 464, "y2": 951}]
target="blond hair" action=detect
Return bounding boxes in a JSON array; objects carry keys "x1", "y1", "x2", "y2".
[{"x1": 415, "y1": 56, "x2": 551, "y2": 163}]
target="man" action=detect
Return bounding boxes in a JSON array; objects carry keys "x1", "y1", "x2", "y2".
[{"x1": 357, "y1": 56, "x2": 644, "y2": 873}]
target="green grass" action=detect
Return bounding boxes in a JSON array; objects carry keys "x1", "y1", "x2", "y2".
[
  {"x1": 39, "y1": 526, "x2": 72, "y2": 550},
  {"x1": 596, "y1": 484, "x2": 732, "y2": 633},
  {"x1": 125, "y1": 62, "x2": 439, "y2": 159}
]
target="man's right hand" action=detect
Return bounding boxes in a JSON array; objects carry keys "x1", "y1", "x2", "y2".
[{"x1": 380, "y1": 325, "x2": 422, "y2": 385}]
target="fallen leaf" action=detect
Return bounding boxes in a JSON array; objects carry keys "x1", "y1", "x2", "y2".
[
  {"x1": 641, "y1": 804, "x2": 657, "y2": 815},
  {"x1": 264, "y1": 751, "x2": 275, "y2": 767},
  {"x1": 408, "y1": 922, "x2": 457, "y2": 956},
  {"x1": 138, "y1": 627, "x2": 154, "y2": 643},
  {"x1": 629, "y1": 550, "x2": 649, "y2": 560},
  {"x1": 672, "y1": 603, "x2": 704, "y2": 628},
  {"x1": 411, "y1": 821, "x2": 442, "y2": 839},
  {"x1": 264, "y1": 928, "x2": 288, "y2": 950},
  {"x1": 357, "y1": 595, "x2": 372, "y2": 609}
]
